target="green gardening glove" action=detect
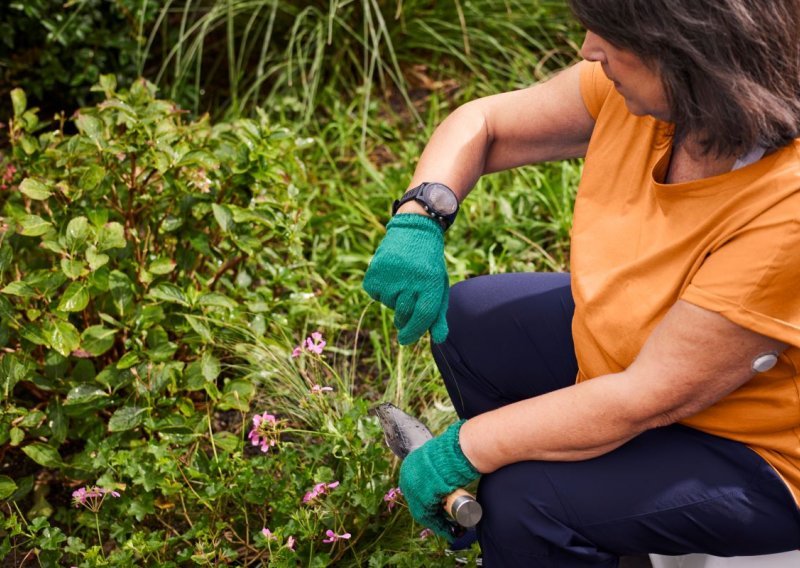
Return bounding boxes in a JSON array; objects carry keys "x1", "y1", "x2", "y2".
[
  {"x1": 363, "y1": 214, "x2": 450, "y2": 345},
  {"x1": 399, "y1": 420, "x2": 480, "y2": 540}
]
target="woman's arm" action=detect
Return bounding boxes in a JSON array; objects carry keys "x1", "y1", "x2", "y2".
[
  {"x1": 397, "y1": 62, "x2": 595, "y2": 214},
  {"x1": 459, "y1": 300, "x2": 788, "y2": 473}
]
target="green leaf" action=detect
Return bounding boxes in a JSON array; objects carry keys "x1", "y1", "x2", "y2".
[
  {"x1": 161, "y1": 216, "x2": 183, "y2": 232},
  {"x1": 79, "y1": 165, "x2": 105, "y2": 190},
  {"x1": 17, "y1": 214, "x2": 53, "y2": 236},
  {"x1": 10, "y1": 89, "x2": 26, "y2": 118},
  {"x1": 177, "y1": 150, "x2": 218, "y2": 169},
  {"x1": 85, "y1": 246, "x2": 109, "y2": 271},
  {"x1": 22, "y1": 110, "x2": 39, "y2": 133},
  {"x1": 184, "y1": 360, "x2": 205, "y2": 391},
  {"x1": 184, "y1": 315, "x2": 212, "y2": 342},
  {"x1": 0, "y1": 475, "x2": 17, "y2": 499},
  {"x1": 81, "y1": 326, "x2": 116, "y2": 356},
  {"x1": 109, "y1": 270, "x2": 134, "y2": 317},
  {"x1": 2, "y1": 281, "x2": 35, "y2": 298},
  {"x1": 21, "y1": 443, "x2": 62, "y2": 469},
  {"x1": 108, "y1": 406, "x2": 147, "y2": 432},
  {"x1": 47, "y1": 400, "x2": 68, "y2": 445},
  {"x1": 45, "y1": 320, "x2": 81, "y2": 356},
  {"x1": 147, "y1": 283, "x2": 189, "y2": 306},
  {"x1": 60, "y1": 258, "x2": 85, "y2": 280},
  {"x1": 20, "y1": 135, "x2": 37, "y2": 155},
  {"x1": 19, "y1": 324, "x2": 49, "y2": 346},
  {"x1": 218, "y1": 379, "x2": 255, "y2": 411},
  {"x1": 230, "y1": 233, "x2": 260, "y2": 255},
  {"x1": 148, "y1": 257, "x2": 176, "y2": 275},
  {"x1": 201, "y1": 352, "x2": 220, "y2": 382},
  {"x1": 97, "y1": 222, "x2": 126, "y2": 250},
  {"x1": 0, "y1": 355, "x2": 31, "y2": 402},
  {"x1": 19, "y1": 178, "x2": 52, "y2": 200},
  {"x1": 40, "y1": 237, "x2": 65, "y2": 254},
  {"x1": 75, "y1": 113, "x2": 103, "y2": 144},
  {"x1": 64, "y1": 384, "x2": 108, "y2": 406},
  {"x1": 212, "y1": 204, "x2": 234, "y2": 232},
  {"x1": 0, "y1": 296, "x2": 12, "y2": 320},
  {"x1": 117, "y1": 352, "x2": 140, "y2": 370},
  {"x1": 136, "y1": 304, "x2": 164, "y2": 329},
  {"x1": 198, "y1": 293, "x2": 238, "y2": 310},
  {"x1": 9, "y1": 427, "x2": 23, "y2": 446},
  {"x1": 57, "y1": 282, "x2": 89, "y2": 312},
  {"x1": 212, "y1": 431, "x2": 241, "y2": 453},
  {"x1": 97, "y1": 74, "x2": 117, "y2": 96},
  {"x1": 0, "y1": 246, "x2": 12, "y2": 273},
  {"x1": 65, "y1": 216, "x2": 90, "y2": 248},
  {"x1": 27, "y1": 270, "x2": 67, "y2": 295},
  {"x1": 86, "y1": 209, "x2": 109, "y2": 227}
]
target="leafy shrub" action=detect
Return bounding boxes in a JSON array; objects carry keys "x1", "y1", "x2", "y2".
[
  {"x1": 0, "y1": 0, "x2": 160, "y2": 119},
  {"x1": 0, "y1": 79, "x2": 456, "y2": 566}
]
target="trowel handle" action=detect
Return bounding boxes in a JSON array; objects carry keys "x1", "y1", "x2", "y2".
[{"x1": 444, "y1": 488, "x2": 482, "y2": 528}]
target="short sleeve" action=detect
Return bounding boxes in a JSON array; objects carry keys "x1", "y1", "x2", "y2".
[
  {"x1": 682, "y1": 211, "x2": 800, "y2": 348},
  {"x1": 578, "y1": 60, "x2": 614, "y2": 120}
]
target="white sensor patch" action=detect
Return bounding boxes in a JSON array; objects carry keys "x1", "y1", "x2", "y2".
[{"x1": 751, "y1": 352, "x2": 778, "y2": 373}]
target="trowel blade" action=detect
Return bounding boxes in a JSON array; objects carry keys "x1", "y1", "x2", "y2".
[{"x1": 371, "y1": 402, "x2": 433, "y2": 459}]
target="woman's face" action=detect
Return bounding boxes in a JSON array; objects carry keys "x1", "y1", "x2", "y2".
[{"x1": 581, "y1": 30, "x2": 670, "y2": 121}]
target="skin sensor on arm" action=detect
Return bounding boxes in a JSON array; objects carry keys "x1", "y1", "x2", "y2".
[{"x1": 751, "y1": 352, "x2": 778, "y2": 373}]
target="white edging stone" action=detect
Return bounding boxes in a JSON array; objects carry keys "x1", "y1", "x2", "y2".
[{"x1": 649, "y1": 551, "x2": 800, "y2": 568}]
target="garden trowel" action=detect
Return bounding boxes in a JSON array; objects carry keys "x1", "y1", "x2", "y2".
[{"x1": 372, "y1": 402, "x2": 482, "y2": 529}]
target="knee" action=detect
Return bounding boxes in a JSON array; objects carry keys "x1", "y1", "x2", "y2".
[{"x1": 446, "y1": 278, "x2": 480, "y2": 331}]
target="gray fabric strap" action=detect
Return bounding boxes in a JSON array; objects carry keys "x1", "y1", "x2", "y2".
[{"x1": 732, "y1": 146, "x2": 766, "y2": 171}]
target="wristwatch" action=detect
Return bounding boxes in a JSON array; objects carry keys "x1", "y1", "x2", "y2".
[{"x1": 392, "y1": 182, "x2": 460, "y2": 230}]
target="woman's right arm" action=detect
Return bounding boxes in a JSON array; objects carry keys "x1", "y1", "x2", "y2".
[
  {"x1": 399, "y1": 61, "x2": 596, "y2": 210},
  {"x1": 364, "y1": 62, "x2": 596, "y2": 347}
]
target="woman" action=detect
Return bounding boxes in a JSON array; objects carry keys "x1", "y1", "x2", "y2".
[{"x1": 363, "y1": 1, "x2": 800, "y2": 565}]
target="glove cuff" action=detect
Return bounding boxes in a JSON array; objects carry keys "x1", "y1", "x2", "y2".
[
  {"x1": 441, "y1": 419, "x2": 480, "y2": 484},
  {"x1": 386, "y1": 213, "x2": 445, "y2": 239}
]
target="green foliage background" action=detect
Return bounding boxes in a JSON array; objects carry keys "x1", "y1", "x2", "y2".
[{"x1": 0, "y1": 1, "x2": 583, "y2": 565}]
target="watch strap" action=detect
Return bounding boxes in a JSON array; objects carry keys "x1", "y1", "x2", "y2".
[{"x1": 392, "y1": 183, "x2": 458, "y2": 230}]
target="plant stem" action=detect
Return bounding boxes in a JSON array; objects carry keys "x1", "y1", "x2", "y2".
[{"x1": 94, "y1": 513, "x2": 106, "y2": 559}]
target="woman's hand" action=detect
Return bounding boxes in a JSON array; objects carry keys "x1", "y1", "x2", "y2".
[
  {"x1": 399, "y1": 420, "x2": 480, "y2": 540},
  {"x1": 363, "y1": 214, "x2": 450, "y2": 345}
]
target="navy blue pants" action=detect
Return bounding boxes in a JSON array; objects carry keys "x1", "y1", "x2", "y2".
[{"x1": 432, "y1": 273, "x2": 800, "y2": 567}]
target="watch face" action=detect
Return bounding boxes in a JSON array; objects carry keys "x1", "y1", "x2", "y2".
[{"x1": 425, "y1": 183, "x2": 458, "y2": 215}]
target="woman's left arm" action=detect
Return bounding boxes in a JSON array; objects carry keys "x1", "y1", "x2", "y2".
[{"x1": 459, "y1": 300, "x2": 788, "y2": 473}]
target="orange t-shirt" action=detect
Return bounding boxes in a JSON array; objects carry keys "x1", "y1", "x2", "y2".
[{"x1": 573, "y1": 61, "x2": 800, "y2": 502}]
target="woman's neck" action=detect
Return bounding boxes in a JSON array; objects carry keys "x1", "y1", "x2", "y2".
[{"x1": 665, "y1": 136, "x2": 738, "y2": 184}]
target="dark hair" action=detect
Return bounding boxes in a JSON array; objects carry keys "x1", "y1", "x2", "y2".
[{"x1": 568, "y1": 0, "x2": 800, "y2": 156}]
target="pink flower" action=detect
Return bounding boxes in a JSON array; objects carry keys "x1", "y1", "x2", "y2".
[
  {"x1": 71, "y1": 486, "x2": 121, "y2": 512},
  {"x1": 303, "y1": 480, "x2": 340, "y2": 503},
  {"x1": 310, "y1": 384, "x2": 333, "y2": 395},
  {"x1": 322, "y1": 529, "x2": 351, "y2": 544},
  {"x1": 253, "y1": 413, "x2": 276, "y2": 428},
  {"x1": 292, "y1": 331, "x2": 327, "y2": 357},
  {"x1": 383, "y1": 487, "x2": 403, "y2": 511},
  {"x1": 305, "y1": 332, "x2": 326, "y2": 354},
  {"x1": 285, "y1": 536, "x2": 296, "y2": 550},
  {"x1": 419, "y1": 528, "x2": 434, "y2": 540},
  {"x1": 261, "y1": 528, "x2": 277, "y2": 541},
  {"x1": 0, "y1": 164, "x2": 16, "y2": 190},
  {"x1": 248, "y1": 412, "x2": 280, "y2": 453}
]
